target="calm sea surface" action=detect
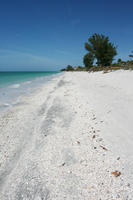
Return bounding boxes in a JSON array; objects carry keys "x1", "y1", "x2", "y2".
[{"x1": 0, "y1": 72, "x2": 58, "y2": 88}]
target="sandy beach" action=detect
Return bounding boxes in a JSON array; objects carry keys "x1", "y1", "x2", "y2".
[{"x1": 0, "y1": 71, "x2": 133, "y2": 199}]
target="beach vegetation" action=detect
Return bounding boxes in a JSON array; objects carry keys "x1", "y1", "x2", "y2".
[
  {"x1": 84, "y1": 33, "x2": 117, "y2": 67},
  {"x1": 83, "y1": 53, "x2": 94, "y2": 69},
  {"x1": 60, "y1": 35, "x2": 133, "y2": 72},
  {"x1": 66, "y1": 65, "x2": 74, "y2": 71},
  {"x1": 129, "y1": 51, "x2": 133, "y2": 58},
  {"x1": 60, "y1": 68, "x2": 66, "y2": 71},
  {"x1": 117, "y1": 58, "x2": 122, "y2": 63}
]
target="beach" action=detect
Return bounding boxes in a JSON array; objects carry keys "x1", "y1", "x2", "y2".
[{"x1": 0, "y1": 71, "x2": 133, "y2": 199}]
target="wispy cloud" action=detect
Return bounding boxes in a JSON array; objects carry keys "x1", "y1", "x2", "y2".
[{"x1": 0, "y1": 49, "x2": 61, "y2": 67}]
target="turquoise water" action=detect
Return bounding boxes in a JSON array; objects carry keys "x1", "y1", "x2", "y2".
[
  {"x1": 0, "y1": 72, "x2": 58, "y2": 88},
  {"x1": 0, "y1": 71, "x2": 60, "y2": 113}
]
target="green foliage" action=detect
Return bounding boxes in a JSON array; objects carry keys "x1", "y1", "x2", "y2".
[
  {"x1": 84, "y1": 33, "x2": 117, "y2": 67},
  {"x1": 83, "y1": 53, "x2": 94, "y2": 69},
  {"x1": 60, "y1": 68, "x2": 66, "y2": 71},
  {"x1": 129, "y1": 51, "x2": 133, "y2": 58},
  {"x1": 77, "y1": 65, "x2": 83, "y2": 69},
  {"x1": 117, "y1": 58, "x2": 122, "y2": 63},
  {"x1": 66, "y1": 65, "x2": 74, "y2": 71},
  {"x1": 89, "y1": 66, "x2": 106, "y2": 72},
  {"x1": 74, "y1": 66, "x2": 85, "y2": 71},
  {"x1": 89, "y1": 66, "x2": 121, "y2": 73}
]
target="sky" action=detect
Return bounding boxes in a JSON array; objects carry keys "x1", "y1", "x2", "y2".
[{"x1": 0, "y1": 0, "x2": 133, "y2": 71}]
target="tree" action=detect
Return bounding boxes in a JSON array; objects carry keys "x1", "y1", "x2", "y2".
[
  {"x1": 83, "y1": 53, "x2": 94, "y2": 69},
  {"x1": 84, "y1": 33, "x2": 117, "y2": 66},
  {"x1": 66, "y1": 65, "x2": 74, "y2": 71},
  {"x1": 118, "y1": 58, "x2": 122, "y2": 63},
  {"x1": 129, "y1": 51, "x2": 133, "y2": 58},
  {"x1": 60, "y1": 68, "x2": 66, "y2": 71}
]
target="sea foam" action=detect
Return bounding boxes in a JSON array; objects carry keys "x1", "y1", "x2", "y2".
[{"x1": 9, "y1": 84, "x2": 20, "y2": 89}]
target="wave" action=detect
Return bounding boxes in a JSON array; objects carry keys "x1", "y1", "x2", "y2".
[
  {"x1": 9, "y1": 84, "x2": 20, "y2": 89},
  {"x1": 0, "y1": 103, "x2": 10, "y2": 108},
  {"x1": 3, "y1": 103, "x2": 10, "y2": 107},
  {"x1": 23, "y1": 81, "x2": 32, "y2": 85}
]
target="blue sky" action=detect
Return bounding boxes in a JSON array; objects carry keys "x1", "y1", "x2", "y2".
[{"x1": 0, "y1": 0, "x2": 133, "y2": 71}]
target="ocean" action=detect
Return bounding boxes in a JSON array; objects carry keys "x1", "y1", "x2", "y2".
[{"x1": 0, "y1": 72, "x2": 59, "y2": 113}]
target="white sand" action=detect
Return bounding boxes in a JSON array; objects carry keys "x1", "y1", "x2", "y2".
[{"x1": 0, "y1": 71, "x2": 133, "y2": 199}]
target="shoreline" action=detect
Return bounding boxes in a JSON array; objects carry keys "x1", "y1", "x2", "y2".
[
  {"x1": 0, "y1": 72, "x2": 61, "y2": 114},
  {"x1": 0, "y1": 71, "x2": 133, "y2": 199}
]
